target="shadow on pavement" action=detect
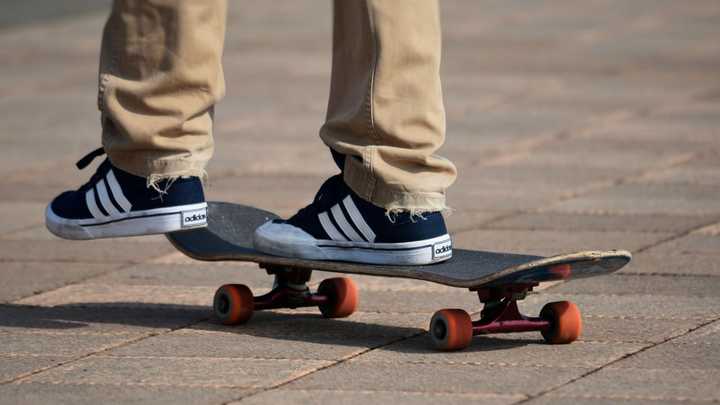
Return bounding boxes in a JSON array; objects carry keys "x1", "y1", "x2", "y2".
[{"x1": 0, "y1": 303, "x2": 538, "y2": 352}]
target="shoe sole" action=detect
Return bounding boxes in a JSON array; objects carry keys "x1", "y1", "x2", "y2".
[
  {"x1": 254, "y1": 222, "x2": 452, "y2": 265},
  {"x1": 45, "y1": 202, "x2": 207, "y2": 240}
]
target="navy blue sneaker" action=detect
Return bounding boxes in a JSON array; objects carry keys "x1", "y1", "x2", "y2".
[
  {"x1": 253, "y1": 175, "x2": 452, "y2": 265},
  {"x1": 46, "y1": 148, "x2": 207, "y2": 240}
]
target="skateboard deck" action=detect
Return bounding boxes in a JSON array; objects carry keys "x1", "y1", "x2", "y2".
[
  {"x1": 167, "y1": 202, "x2": 632, "y2": 351},
  {"x1": 167, "y1": 202, "x2": 631, "y2": 288}
]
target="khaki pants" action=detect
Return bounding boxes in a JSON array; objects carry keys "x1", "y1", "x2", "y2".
[{"x1": 100, "y1": 0, "x2": 456, "y2": 211}]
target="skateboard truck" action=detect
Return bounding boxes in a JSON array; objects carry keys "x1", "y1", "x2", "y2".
[
  {"x1": 429, "y1": 282, "x2": 583, "y2": 351},
  {"x1": 212, "y1": 266, "x2": 359, "y2": 325}
]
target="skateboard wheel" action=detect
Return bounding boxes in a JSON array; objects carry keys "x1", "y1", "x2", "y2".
[
  {"x1": 317, "y1": 277, "x2": 358, "y2": 318},
  {"x1": 540, "y1": 301, "x2": 582, "y2": 344},
  {"x1": 429, "y1": 309, "x2": 473, "y2": 351},
  {"x1": 214, "y1": 284, "x2": 254, "y2": 325}
]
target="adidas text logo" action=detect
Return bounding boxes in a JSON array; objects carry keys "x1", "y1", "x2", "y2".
[
  {"x1": 432, "y1": 239, "x2": 453, "y2": 259},
  {"x1": 185, "y1": 214, "x2": 206, "y2": 222},
  {"x1": 182, "y1": 208, "x2": 208, "y2": 227}
]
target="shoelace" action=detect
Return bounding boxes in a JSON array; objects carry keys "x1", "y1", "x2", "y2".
[
  {"x1": 75, "y1": 147, "x2": 106, "y2": 192},
  {"x1": 76, "y1": 147, "x2": 106, "y2": 170}
]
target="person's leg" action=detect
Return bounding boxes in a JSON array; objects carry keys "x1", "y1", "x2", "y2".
[
  {"x1": 46, "y1": 0, "x2": 227, "y2": 240},
  {"x1": 100, "y1": 0, "x2": 227, "y2": 181},
  {"x1": 254, "y1": 1, "x2": 456, "y2": 265},
  {"x1": 321, "y1": 0, "x2": 457, "y2": 213}
]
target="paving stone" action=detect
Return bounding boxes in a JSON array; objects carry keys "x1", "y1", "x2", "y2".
[
  {"x1": 208, "y1": 140, "x2": 337, "y2": 178},
  {"x1": 639, "y1": 154, "x2": 720, "y2": 186},
  {"x1": 550, "y1": 274, "x2": 720, "y2": 298},
  {"x1": 625, "y1": 251, "x2": 720, "y2": 277},
  {"x1": 0, "y1": 238, "x2": 175, "y2": 264},
  {"x1": 651, "y1": 233, "x2": 720, "y2": 256},
  {"x1": 697, "y1": 222, "x2": 720, "y2": 236},
  {"x1": 576, "y1": 316, "x2": 699, "y2": 344},
  {"x1": 0, "y1": 202, "x2": 45, "y2": 235},
  {"x1": 0, "y1": 304, "x2": 207, "y2": 335},
  {"x1": 355, "y1": 335, "x2": 644, "y2": 369},
  {"x1": 526, "y1": 395, "x2": 698, "y2": 405},
  {"x1": 206, "y1": 175, "x2": 324, "y2": 214},
  {"x1": 284, "y1": 359, "x2": 591, "y2": 395},
  {"x1": 552, "y1": 368, "x2": 720, "y2": 401},
  {"x1": 235, "y1": 389, "x2": 523, "y2": 405},
  {"x1": 672, "y1": 320, "x2": 720, "y2": 346},
  {"x1": 444, "y1": 210, "x2": 506, "y2": 233},
  {"x1": 26, "y1": 356, "x2": 330, "y2": 389},
  {"x1": 447, "y1": 184, "x2": 558, "y2": 212},
  {"x1": 0, "y1": 382, "x2": 249, "y2": 405},
  {"x1": 0, "y1": 163, "x2": 88, "y2": 204},
  {"x1": 489, "y1": 212, "x2": 716, "y2": 234},
  {"x1": 521, "y1": 293, "x2": 720, "y2": 322},
  {"x1": 613, "y1": 342, "x2": 720, "y2": 370},
  {"x1": 15, "y1": 284, "x2": 219, "y2": 308},
  {"x1": 453, "y1": 229, "x2": 668, "y2": 256},
  {"x1": 547, "y1": 183, "x2": 720, "y2": 216},
  {"x1": 107, "y1": 312, "x2": 426, "y2": 361},
  {"x1": 88, "y1": 262, "x2": 273, "y2": 289},
  {"x1": 0, "y1": 355, "x2": 71, "y2": 384},
  {"x1": 312, "y1": 271, "x2": 457, "y2": 292},
  {"x1": 356, "y1": 290, "x2": 483, "y2": 314},
  {"x1": 3, "y1": 226, "x2": 168, "y2": 242},
  {"x1": 0, "y1": 262, "x2": 117, "y2": 303},
  {"x1": 0, "y1": 332, "x2": 134, "y2": 357}
]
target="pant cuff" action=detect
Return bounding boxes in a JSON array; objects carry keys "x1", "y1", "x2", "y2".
[
  {"x1": 342, "y1": 153, "x2": 448, "y2": 213},
  {"x1": 107, "y1": 151, "x2": 209, "y2": 181}
]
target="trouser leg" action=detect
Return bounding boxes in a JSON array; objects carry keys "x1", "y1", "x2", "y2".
[
  {"x1": 99, "y1": 0, "x2": 227, "y2": 179},
  {"x1": 320, "y1": 0, "x2": 457, "y2": 212}
]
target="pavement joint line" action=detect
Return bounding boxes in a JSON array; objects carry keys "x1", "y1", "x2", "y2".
[
  {"x1": 219, "y1": 332, "x2": 424, "y2": 405},
  {"x1": 0, "y1": 314, "x2": 211, "y2": 386},
  {"x1": 0, "y1": 330, "x2": 145, "y2": 337},
  {"x1": 615, "y1": 272, "x2": 720, "y2": 279},
  {"x1": 536, "y1": 152, "x2": 698, "y2": 212},
  {"x1": 5, "y1": 260, "x2": 169, "y2": 303},
  {"x1": 9, "y1": 379, "x2": 260, "y2": 389},
  {"x1": 89, "y1": 354, "x2": 369, "y2": 362},
  {"x1": 547, "y1": 394, "x2": 720, "y2": 403},
  {"x1": 220, "y1": 291, "x2": 566, "y2": 404},
  {"x1": 694, "y1": 222, "x2": 720, "y2": 236},
  {"x1": 529, "y1": 208, "x2": 718, "y2": 218},
  {"x1": 537, "y1": 291, "x2": 720, "y2": 300},
  {"x1": 0, "y1": 222, "x2": 44, "y2": 239},
  {"x1": 0, "y1": 353, "x2": 76, "y2": 359},
  {"x1": 348, "y1": 359, "x2": 618, "y2": 370},
  {"x1": 633, "y1": 217, "x2": 720, "y2": 255},
  {"x1": 5, "y1": 262, "x2": 136, "y2": 304},
  {"x1": 456, "y1": 152, "x2": 700, "y2": 235},
  {"x1": 583, "y1": 315, "x2": 713, "y2": 321},
  {"x1": 511, "y1": 313, "x2": 720, "y2": 405},
  {"x1": 238, "y1": 388, "x2": 528, "y2": 400}
]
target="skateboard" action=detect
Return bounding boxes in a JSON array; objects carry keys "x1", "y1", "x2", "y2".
[{"x1": 167, "y1": 202, "x2": 631, "y2": 351}]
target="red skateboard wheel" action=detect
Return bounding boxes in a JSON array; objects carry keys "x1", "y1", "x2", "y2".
[
  {"x1": 540, "y1": 301, "x2": 582, "y2": 344},
  {"x1": 214, "y1": 284, "x2": 254, "y2": 325}
]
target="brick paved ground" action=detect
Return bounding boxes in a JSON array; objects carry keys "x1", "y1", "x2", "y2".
[{"x1": 1, "y1": 1, "x2": 719, "y2": 404}]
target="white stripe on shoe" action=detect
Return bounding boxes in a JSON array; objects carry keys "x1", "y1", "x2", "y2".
[
  {"x1": 342, "y1": 196, "x2": 375, "y2": 242},
  {"x1": 318, "y1": 212, "x2": 348, "y2": 241},
  {"x1": 330, "y1": 204, "x2": 365, "y2": 242},
  {"x1": 85, "y1": 189, "x2": 106, "y2": 220},
  {"x1": 96, "y1": 180, "x2": 122, "y2": 216},
  {"x1": 105, "y1": 169, "x2": 132, "y2": 212}
]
